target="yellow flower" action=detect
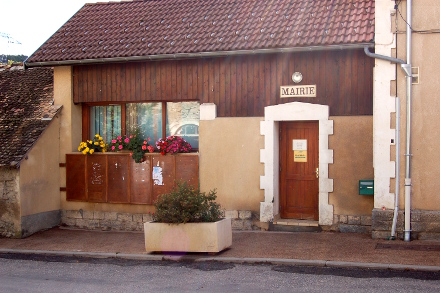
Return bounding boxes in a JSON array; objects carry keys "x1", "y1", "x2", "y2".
[
  {"x1": 102, "y1": 149, "x2": 106, "y2": 153},
  {"x1": 89, "y1": 149, "x2": 95, "y2": 154},
  {"x1": 78, "y1": 146, "x2": 82, "y2": 151},
  {"x1": 85, "y1": 147, "x2": 89, "y2": 152},
  {"x1": 87, "y1": 140, "x2": 92, "y2": 144},
  {"x1": 98, "y1": 136, "x2": 103, "y2": 141},
  {"x1": 82, "y1": 149, "x2": 87, "y2": 155},
  {"x1": 94, "y1": 141, "x2": 99, "y2": 146},
  {"x1": 95, "y1": 134, "x2": 99, "y2": 138}
]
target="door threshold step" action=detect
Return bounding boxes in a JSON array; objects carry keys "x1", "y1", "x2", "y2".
[{"x1": 269, "y1": 220, "x2": 321, "y2": 232}]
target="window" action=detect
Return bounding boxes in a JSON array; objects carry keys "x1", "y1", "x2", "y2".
[
  {"x1": 166, "y1": 102, "x2": 200, "y2": 148},
  {"x1": 89, "y1": 102, "x2": 199, "y2": 149},
  {"x1": 126, "y1": 103, "x2": 163, "y2": 143},
  {"x1": 89, "y1": 105, "x2": 121, "y2": 142}
]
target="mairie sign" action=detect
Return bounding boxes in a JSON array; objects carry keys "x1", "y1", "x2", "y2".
[{"x1": 280, "y1": 85, "x2": 316, "y2": 98}]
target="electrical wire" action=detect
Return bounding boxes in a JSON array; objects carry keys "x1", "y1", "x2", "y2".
[{"x1": 395, "y1": 0, "x2": 440, "y2": 34}]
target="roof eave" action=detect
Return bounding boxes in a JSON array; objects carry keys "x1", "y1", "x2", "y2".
[{"x1": 25, "y1": 42, "x2": 375, "y2": 68}]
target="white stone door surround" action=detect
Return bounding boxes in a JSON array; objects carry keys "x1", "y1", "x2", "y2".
[{"x1": 259, "y1": 102, "x2": 334, "y2": 225}]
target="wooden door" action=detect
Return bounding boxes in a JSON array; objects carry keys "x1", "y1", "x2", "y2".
[{"x1": 280, "y1": 121, "x2": 319, "y2": 220}]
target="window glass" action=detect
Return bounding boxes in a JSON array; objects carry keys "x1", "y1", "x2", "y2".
[
  {"x1": 126, "y1": 103, "x2": 162, "y2": 142},
  {"x1": 89, "y1": 105, "x2": 121, "y2": 142},
  {"x1": 166, "y1": 102, "x2": 200, "y2": 149}
]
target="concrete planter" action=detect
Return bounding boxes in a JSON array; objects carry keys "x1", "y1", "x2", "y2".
[{"x1": 144, "y1": 218, "x2": 232, "y2": 253}]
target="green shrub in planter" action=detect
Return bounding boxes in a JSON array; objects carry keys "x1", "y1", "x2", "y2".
[{"x1": 153, "y1": 181, "x2": 224, "y2": 223}]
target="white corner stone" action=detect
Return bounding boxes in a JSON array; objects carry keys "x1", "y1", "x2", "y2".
[
  {"x1": 200, "y1": 103, "x2": 217, "y2": 120},
  {"x1": 260, "y1": 202, "x2": 274, "y2": 222},
  {"x1": 319, "y1": 193, "x2": 333, "y2": 225}
]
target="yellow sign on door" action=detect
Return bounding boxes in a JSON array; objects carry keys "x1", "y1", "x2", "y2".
[{"x1": 294, "y1": 150, "x2": 307, "y2": 162}]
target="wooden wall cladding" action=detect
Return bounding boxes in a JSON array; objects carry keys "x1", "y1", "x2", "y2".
[
  {"x1": 86, "y1": 155, "x2": 107, "y2": 202},
  {"x1": 73, "y1": 49, "x2": 373, "y2": 116},
  {"x1": 152, "y1": 155, "x2": 174, "y2": 202},
  {"x1": 130, "y1": 159, "x2": 151, "y2": 204},
  {"x1": 66, "y1": 154, "x2": 86, "y2": 201},
  {"x1": 107, "y1": 155, "x2": 129, "y2": 203},
  {"x1": 65, "y1": 153, "x2": 199, "y2": 205}
]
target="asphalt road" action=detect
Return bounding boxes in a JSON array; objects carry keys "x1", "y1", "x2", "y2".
[{"x1": 1, "y1": 254, "x2": 440, "y2": 293}]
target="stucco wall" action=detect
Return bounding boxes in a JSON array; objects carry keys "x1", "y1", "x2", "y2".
[
  {"x1": 54, "y1": 66, "x2": 83, "y2": 211},
  {"x1": 54, "y1": 66, "x2": 82, "y2": 201},
  {"x1": 329, "y1": 116, "x2": 374, "y2": 216},
  {"x1": 199, "y1": 117, "x2": 264, "y2": 212},
  {"x1": 0, "y1": 168, "x2": 21, "y2": 237},
  {"x1": 20, "y1": 116, "x2": 61, "y2": 216},
  {"x1": 395, "y1": 1, "x2": 440, "y2": 211}
]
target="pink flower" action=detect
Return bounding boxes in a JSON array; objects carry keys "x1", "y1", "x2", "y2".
[
  {"x1": 124, "y1": 138, "x2": 129, "y2": 143},
  {"x1": 117, "y1": 136, "x2": 122, "y2": 140},
  {"x1": 142, "y1": 145, "x2": 147, "y2": 151},
  {"x1": 111, "y1": 139, "x2": 116, "y2": 144},
  {"x1": 118, "y1": 145, "x2": 123, "y2": 150},
  {"x1": 147, "y1": 146, "x2": 154, "y2": 153},
  {"x1": 111, "y1": 146, "x2": 115, "y2": 150},
  {"x1": 129, "y1": 152, "x2": 132, "y2": 157},
  {"x1": 148, "y1": 137, "x2": 151, "y2": 141},
  {"x1": 130, "y1": 135, "x2": 133, "y2": 139},
  {"x1": 143, "y1": 141, "x2": 147, "y2": 145}
]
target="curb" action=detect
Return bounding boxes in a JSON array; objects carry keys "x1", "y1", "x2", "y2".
[{"x1": 1, "y1": 249, "x2": 440, "y2": 272}]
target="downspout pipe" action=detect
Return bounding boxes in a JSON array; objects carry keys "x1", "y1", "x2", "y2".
[
  {"x1": 404, "y1": 0, "x2": 412, "y2": 242},
  {"x1": 391, "y1": 97, "x2": 400, "y2": 239},
  {"x1": 363, "y1": 47, "x2": 405, "y2": 64}
]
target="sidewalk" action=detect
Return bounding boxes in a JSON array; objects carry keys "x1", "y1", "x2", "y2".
[{"x1": 1, "y1": 227, "x2": 440, "y2": 272}]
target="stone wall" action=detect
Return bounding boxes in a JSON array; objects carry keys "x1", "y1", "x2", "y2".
[
  {"x1": 330, "y1": 214, "x2": 372, "y2": 234},
  {"x1": 0, "y1": 168, "x2": 21, "y2": 238},
  {"x1": 372, "y1": 209, "x2": 440, "y2": 240},
  {"x1": 61, "y1": 209, "x2": 258, "y2": 231},
  {"x1": 61, "y1": 210, "x2": 152, "y2": 231}
]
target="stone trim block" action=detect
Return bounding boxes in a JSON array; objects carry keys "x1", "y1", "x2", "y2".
[
  {"x1": 225, "y1": 210, "x2": 238, "y2": 219},
  {"x1": 347, "y1": 216, "x2": 361, "y2": 225},
  {"x1": 200, "y1": 103, "x2": 217, "y2": 120},
  {"x1": 94, "y1": 211, "x2": 105, "y2": 220},
  {"x1": 83, "y1": 211, "x2": 94, "y2": 219},
  {"x1": 239, "y1": 210, "x2": 252, "y2": 220}
]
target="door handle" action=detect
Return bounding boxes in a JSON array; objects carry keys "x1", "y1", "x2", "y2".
[{"x1": 315, "y1": 167, "x2": 319, "y2": 178}]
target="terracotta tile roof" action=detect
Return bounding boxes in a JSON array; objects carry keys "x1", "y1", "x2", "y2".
[
  {"x1": 0, "y1": 65, "x2": 61, "y2": 167},
  {"x1": 26, "y1": 0, "x2": 374, "y2": 65}
]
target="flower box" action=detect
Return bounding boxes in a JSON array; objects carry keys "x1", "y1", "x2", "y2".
[
  {"x1": 65, "y1": 153, "x2": 199, "y2": 204},
  {"x1": 144, "y1": 218, "x2": 232, "y2": 253}
]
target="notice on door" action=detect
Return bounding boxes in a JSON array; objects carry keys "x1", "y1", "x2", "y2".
[
  {"x1": 294, "y1": 150, "x2": 307, "y2": 162},
  {"x1": 293, "y1": 139, "x2": 307, "y2": 162},
  {"x1": 292, "y1": 139, "x2": 307, "y2": 151}
]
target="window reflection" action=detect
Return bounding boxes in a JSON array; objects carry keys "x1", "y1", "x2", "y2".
[
  {"x1": 89, "y1": 105, "x2": 121, "y2": 141},
  {"x1": 166, "y1": 102, "x2": 200, "y2": 148},
  {"x1": 126, "y1": 103, "x2": 162, "y2": 142}
]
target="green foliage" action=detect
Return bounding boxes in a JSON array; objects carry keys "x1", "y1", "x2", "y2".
[
  {"x1": 1, "y1": 55, "x2": 28, "y2": 64},
  {"x1": 153, "y1": 181, "x2": 224, "y2": 223},
  {"x1": 108, "y1": 129, "x2": 152, "y2": 163}
]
